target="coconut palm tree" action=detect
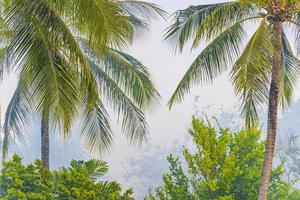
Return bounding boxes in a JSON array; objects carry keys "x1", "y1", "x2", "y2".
[
  {"x1": 0, "y1": 0, "x2": 164, "y2": 169},
  {"x1": 165, "y1": 0, "x2": 300, "y2": 199}
]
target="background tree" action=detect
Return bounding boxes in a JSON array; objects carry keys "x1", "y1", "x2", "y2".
[
  {"x1": 277, "y1": 134, "x2": 300, "y2": 184},
  {"x1": 145, "y1": 117, "x2": 300, "y2": 200},
  {"x1": 0, "y1": 0, "x2": 165, "y2": 168},
  {"x1": 165, "y1": 1, "x2": 300, "y2": 198}
]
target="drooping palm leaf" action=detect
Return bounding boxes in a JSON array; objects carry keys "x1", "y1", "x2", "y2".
[
  {"x1": 0, "y1": 16, "x2": 10, "y2": 81},
  {"x1": 52, "y1": 0, "x2": 135, "y2": 51},
  {"x1": 118, "y1": 0, "x2": 166, "y2": 39},
  {"x1": 165, "y1": 2, "x2": 228, "y2": 52},
  {"x1": 192, "y1": 1, "x2": 258, "y2": 48},
  {"x1": 90, "y1": 63, "x2": 149, "y2": 144},
  {"x1": 168, "y1": 19, "x2": 248, "y2": 108},
  {"x1": 82, "y1": 42, "x2": 156, "y2": 144},
  {"x1": 80, "y1": 97, "x2": 113, "y2": 155},
  {"x1": 231, "y1": 19, "x2": 273, "y2": 129},
  {"x1": 2, "y1": 82, "x2": 30, "y2": 160},
  {"x1": 119, "y1": 0, "x2": 166, "y2": 20},
  {"x1": 0, "y1": 47, "x2": 8, "y2": 81},
  {"x1": 279, "y1": 31, "x2": 300, "y2": 109}
]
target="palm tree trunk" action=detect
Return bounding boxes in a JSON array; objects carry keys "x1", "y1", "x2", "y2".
[
  {"x1": 258, "y1": 21, "x2": 282, "y2": 200},
  {"x1": 41, "y1": 109, "x2": 50, "y2": 169}
]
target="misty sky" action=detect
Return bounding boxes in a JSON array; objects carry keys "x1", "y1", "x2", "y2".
[{"x1": 2, "y1": 0, "x2": 300, "y2": 199}]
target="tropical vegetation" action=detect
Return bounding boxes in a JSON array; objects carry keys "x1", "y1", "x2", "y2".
[
  {"x1": 0, "y1": 155, "x2": 134, "y2": 199},
  {"x1": 165, "y1": 0, "x2": 300, "y2": 198},
  {"x1": 0, "y1": 0, "x2": 164, "y2": 169},
  {"x1": 145, "y1": 117, "x2": 300, "y2": 200},
  {"x1": 1, "y1": 0, "x2": 300, "y2": 199}
]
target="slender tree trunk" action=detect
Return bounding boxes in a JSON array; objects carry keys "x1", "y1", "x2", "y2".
[
  {"x1": 258, "y1": 20, "x2": 282, "y2": 200},
  {"x1": 41, "y1": 109, "x2": 50, "y2": 169}
]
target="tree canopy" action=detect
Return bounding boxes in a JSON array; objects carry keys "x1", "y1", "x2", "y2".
[{"x1": 145, "y1": 117, "x2": 300, "y2": 200}]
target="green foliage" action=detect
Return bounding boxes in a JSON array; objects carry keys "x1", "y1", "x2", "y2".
[
  {"x1": 0, "y1": 155, "x2": 53, "y2": 199},
  {"x1": 145, "y1": 117, "x2": 300, "y2": 200},
  {"x1": 0, "y1": 155, "x2": 134, "y2": 200}
]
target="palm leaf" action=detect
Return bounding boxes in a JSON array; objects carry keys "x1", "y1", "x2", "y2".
[
  {"x1": 52, "y1": 159, "x2": 108, "y2": 182},
  {"x1": 76, "y1": 38, "x2": 158, "y2": 153},
  {"x1": 118, "y1": 0, "x2": 166, "y2": 39},
  {"x1": 70, "y1": 159, "x2": 108, "y2": 179},
  {"x1": 80, "y1": 39, "x2": 159, "y2": 109},
  {"x1": 80, "y1": 97, "x2": 113, "y2": 155},
  {"x1": 231, "y1": 19, "x2": 273, "y2": 129},
  {"x1": 280, "y1": 32, "x2": 300, "y2": 109},
  {"x1": 0, "y1": 47, "x2": 8, "y2": 81},
  {"x1": 86, "y1": 54, "x2": 149, "y2": 144},
  {"x1": 2, "y1": 82, "x2": 30, "y2": 160},
  {"x1": 118, "y1": 0, "x2": 166, "y2": 21},
  {"x1": 51, "y1": 0, "x2": 134, "y2": 50},
  {"x1": 165, "y1": 2, "x2": 228, "y2": 52},
  {"x1": 168, "y1": 19, "x2": 248, "y2": 108},
  {"x1": 192, "y1": 1, "x2": 258, "y2": 48}
]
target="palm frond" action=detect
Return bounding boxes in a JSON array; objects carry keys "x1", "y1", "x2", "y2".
[
  {"x1": 0, "y1": 15, "x2": 11, "y2": 81},
  {"x1": 192, "y1": 1, "x2": 259, "y2": 48},
  {"x1": 280, "y1": 31, "x2": 300, "y2": 109},
  {"x1": 118, "y1": 0, "x2": 166, "y2": 39},
  {"x1": 0, "y1": 47, "x2": 8, "y2": 81},
  {"x1": 231, "y1": 19, "x2": 273, "y2": 129},
  {"x1": 238, "y1": 0, "x2": 269, "y2": 8},
  {"x1": 165, "y1": 1, "x2": 258, "y2": 52},
  {"x1": 51, "y1": 0, "x2": 134, "y2": 50},
  {"x1": 88, "y1": 57, "x2": 149, "y2": 144},
  {"x1": 118, "y1": 0, "x2": 166, "y2": 21},
  {"x1": 168, "y1": 19, "x2": 248, "y2": 108},
  {"x1": 80, "y1": 39, "x2": 159, "y2": 110},
  {"x1": 52, "y1": 159, "x2": 108, "y2": 182},
  {"x1": 80, "y1": 97, "x2": 113, "y2": 155},
  {"x1": 2, "y1": 82, "x2": 30, "y2": 160},
  {"x1": 70, "y1": 159, "x2": 108, "y2": 179},
  {"x1": 77, "y1": 38, "x2": 157, "y2": 152},
  {"x1": 289, "y1": 14, "x2": 300, "y2": 55},
  {"x1": 164, "y1": 2, "x2": 228, "y2": 52}
]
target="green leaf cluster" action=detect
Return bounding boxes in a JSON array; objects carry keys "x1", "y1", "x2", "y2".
[
  {"x1": 0, "y1": 155, "x2": 134, "y2": 200},
  {"x1": 145, "y1": 117, "x2": 300, "y2": 200}
]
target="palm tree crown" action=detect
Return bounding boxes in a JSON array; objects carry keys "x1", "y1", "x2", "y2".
[
  {"x1": 167, "y1": 0, "x2": 300, "y2": 128},
  {"x1": 0, "y1": 0, "x2": 165, "y2": 160},
  {"x1": 166, "y1": 0, "x2": 300, "y2": 199}
]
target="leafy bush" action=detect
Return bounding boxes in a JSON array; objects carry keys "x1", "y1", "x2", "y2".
[
  {"x1": 145, "y1": 117, "x2": 300, "y2": 200},
  {"x1": 0, "y1": 155, "x2": 133, "y2": 200}
]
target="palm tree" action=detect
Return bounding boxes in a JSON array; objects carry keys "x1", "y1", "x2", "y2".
[
  {"x1": 165, "y1": 0, "x2": 300, "y2": 199},
  {"x1": 0, "y1": 0, "x2": 164, "y2": 169}
]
